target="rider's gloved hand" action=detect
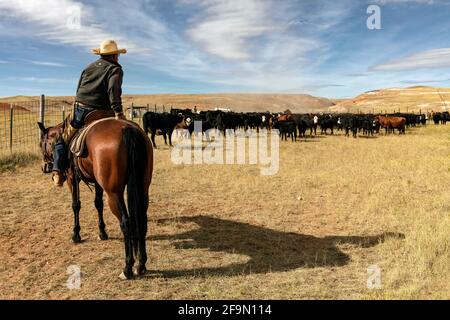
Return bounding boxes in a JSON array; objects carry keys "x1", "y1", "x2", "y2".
[{"x1": 115, "y1": 112, "x2": 126, "y2": 120}]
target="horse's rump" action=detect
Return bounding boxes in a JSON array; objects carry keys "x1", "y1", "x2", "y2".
[{"x1": 74, "y1": 119, "x2": 151, "y2": 184}]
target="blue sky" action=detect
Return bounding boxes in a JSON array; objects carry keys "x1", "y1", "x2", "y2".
[{"x1": 1, "y1": 0, "x2": 450, "y2": 98}]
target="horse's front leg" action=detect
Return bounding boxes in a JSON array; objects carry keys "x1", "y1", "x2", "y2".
[
  {"x1": 71, "y1": 172, "x2": 82, "y2": 244},
  {"x1": 95, "y1": 183, "x2": 108, "y2": 240}
]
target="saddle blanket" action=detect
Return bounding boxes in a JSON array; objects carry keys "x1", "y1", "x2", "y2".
[{"x1": 69, "y1": 117, "x2": 115, "y2": 157}]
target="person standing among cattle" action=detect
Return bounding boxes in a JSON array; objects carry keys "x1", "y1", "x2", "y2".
[{"x1": 51, "y1": 39, "x2": 127, "y2": 187}]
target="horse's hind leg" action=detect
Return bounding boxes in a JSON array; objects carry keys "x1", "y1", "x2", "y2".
[
  {"x1": 107, "y1": 193, "x2": 134, "y2": 280},
  {"x1": 135, "y1": 193, "x2": 149, "y2": 276},
  {"x1": 95, "y1": 183, "x2": 108, "y2": 240}
]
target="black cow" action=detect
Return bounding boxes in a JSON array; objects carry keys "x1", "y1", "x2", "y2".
[
  {"x1": 142, "y1": 112, "x2": 186, "y2": 148},
  {"x1": 361, "y1": 116, "x2": 377, "y2": 136},
  {"x1": 188, "y1": 118, "x2": 214, "y2": 141},
  {"x1": 442, "y1": 112, "x2": 449, "y2": 125},
  {"x1": 293, "y1": 115, "x2": 317, "y2": 137},
  {"x1": 273, "y1": 120, "x2": 297, "y2": 142},
  {"x1": 340, "y1": 116, "x2": 357, "y2": 138},
  {"x1": 245, "y1": 113, "x2": 263, "y2": 131},
  {"x1": 319, "y1": 115, "x2": 337, "y2": 135},
  {"x1": 432, "y1": 112, "x2": 449, "y2": 125}
]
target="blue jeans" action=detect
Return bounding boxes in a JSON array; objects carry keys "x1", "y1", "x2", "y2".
[{"x1": 52, "y1": 138, "x2": 68, "y2": 173}]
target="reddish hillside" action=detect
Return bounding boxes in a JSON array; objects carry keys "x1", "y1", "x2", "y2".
[
  {"x1": 0, "y1": 103, "x2": 31, "y2": 112},
  {"x1": 332, "y1": 86, "x2": 450, "y2": 113}
]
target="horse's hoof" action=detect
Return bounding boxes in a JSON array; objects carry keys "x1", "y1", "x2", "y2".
[
  {"x1": 133, "y1": 265, "x2": 147, "y2": 276},
  {"x1": 119, "y1": 271, "x2": 133, "y2": 280},
  {"x1": 98, "y1": 232, "x2": 109, "y2": 241},
  {"x1": 72, "y1": 234, "x2": 82, "y2": 244}
]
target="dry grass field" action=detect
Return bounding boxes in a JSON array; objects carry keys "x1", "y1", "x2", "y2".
[{"x1": 0, "y1": 124, "x2": 449, "y2": 299}]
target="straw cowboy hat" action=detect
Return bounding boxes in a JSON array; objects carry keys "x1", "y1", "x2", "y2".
[{"x1": 92, "y1": 39, "x2": 127, "y2": 55}]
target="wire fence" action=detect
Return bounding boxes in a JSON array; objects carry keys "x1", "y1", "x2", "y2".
[
  {"x1": 0, "y1": 96, "x2": 169, "y2": 156},
  {"x1": 0, "y1": 99, "x2": 68, "y2": 156},
  {"x1": 125, "y1": 103, "x2": 171, "y2": 128}
]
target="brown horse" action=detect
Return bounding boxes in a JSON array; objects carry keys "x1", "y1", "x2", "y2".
[{"x1": 37, "y1": 119, "x2": 153, "y2": 280}]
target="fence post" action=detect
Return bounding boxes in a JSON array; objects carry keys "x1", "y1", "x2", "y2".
[
  {"x1": 62, "y1": 105, "x2": 66, "y2": 123},
  {"x1": 147, "y1": 104, "x2": 149, "y2": 112},
  {"x1": 154, "y1": 104, "x2": 157, "y2": 112},
  {"x1": 163, "y1": 105, "x2": 165, "y2": 113},
  {"x1": 39, "y1": 94, "x2": 45, "y2": 125},
  {"x1": 9, "y1": 104, "x2": 13, "y2": 152},
  {"x1": 130, "y1": 103, "x2": 134, "y2": 121}
]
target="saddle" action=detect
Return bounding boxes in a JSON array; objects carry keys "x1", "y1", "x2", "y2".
[
  {"x1": 69, "y1": 117, "x2": 114, "y2": 158},
  {"x1": 68, "y1": 110, "x2": 115, "y2": 181},
  {"x1": 68, "y1": 109, "x2": 143, "y2": 182},
  {"x1": 69, "y1": 109, "x2": 115, "y2": 157}
]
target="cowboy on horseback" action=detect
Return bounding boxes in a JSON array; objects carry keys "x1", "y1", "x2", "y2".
[
  {"x1": 52, "y1": 39, "x2": 127, "y2": 187},
  {"x1": 38, "y1": 39, "x2": 153, "y2": 279}
]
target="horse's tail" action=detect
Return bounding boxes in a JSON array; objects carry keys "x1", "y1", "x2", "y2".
[{"x1": 123, "y1": 126, "x2": 148, "y2": 256}]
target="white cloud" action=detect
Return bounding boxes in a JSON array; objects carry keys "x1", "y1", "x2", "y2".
[
  {"x1": 0, "y1": 0, "x2": 357, "y2": 93},
  {"x1": 372, "y1": 0, "x2": 444, "y2": 4},
  {"x1": 184, "y1": 0, "x2": 274, "y2": 60},
  {"x1": 182, "y1": 0, "x2": 340, "y2": 62},
  {"x1": 173, "y1": 0, "x2": 350, "y2": 91},
  {"x1": 400, "y1": 78, "x2": 450, "y2": 84},
  {"x1": 25, "y1": 60, "x2": 70, "y2": 67},
  {"x1": 0, "y1": 0, "x2": 162, "y2": 53},
  {"x1": 371, "y1": 48, "x2": 450, "y2": 71},
  {"x1": 4, "y1": 76, "x2": 76, "y2": 83}
]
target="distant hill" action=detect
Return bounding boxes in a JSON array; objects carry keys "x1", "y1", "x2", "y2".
[
  {"x1": 3, "y1": 87, "x2": 450, "y2": 114},
  {"x1": 333, "y1": 86, "x2": 450, "y2": 113},
  {"x1": 0, "y1": 93, "x2": 335, "y2": 113}
]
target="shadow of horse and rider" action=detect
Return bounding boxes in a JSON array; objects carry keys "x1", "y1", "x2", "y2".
[{"x1": 146, "y1": 215, "x2": 405, "y2": 278}]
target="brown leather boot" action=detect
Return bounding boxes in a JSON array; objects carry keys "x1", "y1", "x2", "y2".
[{"x1": 52, "y1": 171, "x2": 65, "y2": 187}]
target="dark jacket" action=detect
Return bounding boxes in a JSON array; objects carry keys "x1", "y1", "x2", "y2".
[{"x1": 75, "y1": 57, "x2": 123, "y2": 113}]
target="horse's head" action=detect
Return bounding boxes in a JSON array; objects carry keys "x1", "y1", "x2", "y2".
[{"x1": 37, "y1": 122, "x2": 62, "y2": 174}]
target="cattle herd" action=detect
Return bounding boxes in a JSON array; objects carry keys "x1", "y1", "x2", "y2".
[{"x1": 141, "y1": 108, "x2": 450, "y2": 148}]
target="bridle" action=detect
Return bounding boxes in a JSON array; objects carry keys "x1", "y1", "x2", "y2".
[{"x1": 40, "y1": 132, "x2": 54, "y2": 173}]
